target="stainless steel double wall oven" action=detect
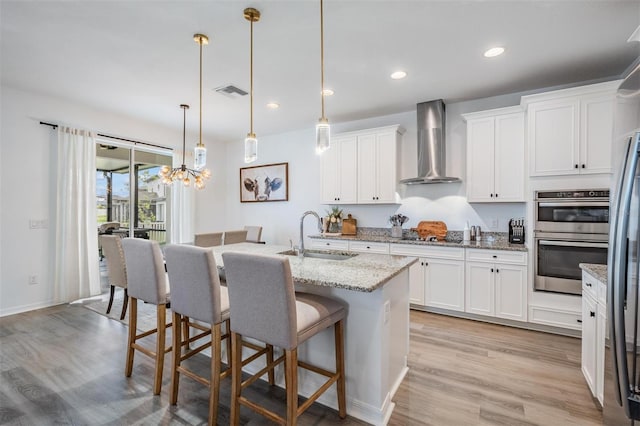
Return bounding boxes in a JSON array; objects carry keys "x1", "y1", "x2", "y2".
[{"x1": 534, "y1": 189, "x2": 609, "y2": 295}]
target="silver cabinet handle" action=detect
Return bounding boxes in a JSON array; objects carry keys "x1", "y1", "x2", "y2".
[
  {"x1": 537, "y1": 201, "x2": 609, "y2": 207},
  {"x1": 538, "y1": 240, "x2": 608, "y2": 249}
]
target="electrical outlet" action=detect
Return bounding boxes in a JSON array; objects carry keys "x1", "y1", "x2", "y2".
[
  {"x1": 491, "y1": 217, "x2": 499, "y2": 230},
  {"x1": 28, "y1": 275, "x2": 38, "y2": 285},
  {"x1": 29, "y1": 219, "x2": 48, "y2": 229},
  {"x1": 383, "y1": 300, "x2": 391, "y2": 324}
]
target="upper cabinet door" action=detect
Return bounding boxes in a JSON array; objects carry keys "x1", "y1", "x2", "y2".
[
  {"x1": 320, "y1": 138, "x2": 340, "y2": 204},
  {"x1": 338, "y1": 137, "x2": 358, "y2": 203},
  {"x1": 494, "y1": 112, "x2": 525, "y2": 201},
  {"x1": 528, "y1": 99, "x2": 580, "y2": 176},
  {"x1": 375, "y1": 131, "x2": 398, "y2": 203},
  {"x1": 581, "y1": 94, "x2": 614, "y2": 174},
  {"x1": 356, "y1": 133, "x2": 377, "y2": 203},
  {"x1": 466, "y1": 117, "x2": 495, "y2": 202},
  {"x1": 320, "y1": 136, "x2": 357, "y2": 204}
]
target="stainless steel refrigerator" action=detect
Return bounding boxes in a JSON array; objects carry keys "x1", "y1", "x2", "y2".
[{"x1": 604, "y1": 62, "x2": 640, "y2": 425}]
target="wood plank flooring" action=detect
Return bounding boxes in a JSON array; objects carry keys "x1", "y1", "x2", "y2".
[{"x1": 0, "y1": 304, "x2": 602, "y2": 425}]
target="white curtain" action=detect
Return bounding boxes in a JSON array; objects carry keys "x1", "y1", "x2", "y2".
[
  {"x1": 169, "y1": 148, "x2": 195, "y2": 243},
  {"x1": 54, "y1": 126, "x2": 100, "y2": 302}
]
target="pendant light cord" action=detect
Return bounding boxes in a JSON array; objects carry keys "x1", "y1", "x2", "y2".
[
  {"x1": 199, "y1": 37, "x2": 203, "y2": 147},
  {"x1": 182, "y1": 105, "x2": 187, "y2": 165},
  {"x1": 320, "y1": 0, "x2": 325, "y2": 120},
  {"x1": 250, "y1": 17, "x2": 254, "y2": 135}
]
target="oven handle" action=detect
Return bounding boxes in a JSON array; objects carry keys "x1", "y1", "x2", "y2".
[
  {"x1": 537, "y1": 201, "x2": 610, "y2": 208},
  {"x1": 537, "y1": 240, "x2": 608, "y2": 249}
]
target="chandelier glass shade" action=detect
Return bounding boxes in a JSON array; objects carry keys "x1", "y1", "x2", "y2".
[
  {"x1": 315, "y1": 0, "x2": 330, "y2": 155},
  {"x1": 244, "y1": 7, "x2": 260, "y2": 163},
  {"x1": 159, "y1": 104, "x2": 211, "y2": 189}
]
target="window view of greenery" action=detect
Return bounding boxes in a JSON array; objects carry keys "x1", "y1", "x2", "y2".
[{"x1": 96, "y1": 145, "x2": 171, "y2": 245}]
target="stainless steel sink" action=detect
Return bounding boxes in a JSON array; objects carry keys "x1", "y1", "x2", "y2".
[{"x1": 277, "y1": 249, "x2": 358, "y2": 261}]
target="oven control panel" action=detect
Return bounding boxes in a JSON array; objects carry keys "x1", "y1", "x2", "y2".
[{"x1": 535, "y1": 189, "x2": 609, "y2": 200}]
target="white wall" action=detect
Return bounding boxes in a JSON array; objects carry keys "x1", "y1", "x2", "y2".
[
  {"x1": 197, "y1": 92, "x2": 532, "y2": 247},
  {"x1": 0, "y1": 85, "x2": 225, "y2": 316}
]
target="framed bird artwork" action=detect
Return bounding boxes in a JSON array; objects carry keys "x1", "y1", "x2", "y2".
[{"x1": 240, "y1": 162, "x2": 289, "y2": 202}]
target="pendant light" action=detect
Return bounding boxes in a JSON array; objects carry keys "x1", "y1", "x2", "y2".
[
  {"x1": 193, "y1": 33, "x2": 208, "y2": 170},
  {"x1": 158, "y1": 104, "x2": 211, "y2": 189},
  {"x1": 315, "y1": 0, "x2": 330, "y2": 155},
  {"x1": 244, "y1": 7, "x2": 260, "y2": 163}
]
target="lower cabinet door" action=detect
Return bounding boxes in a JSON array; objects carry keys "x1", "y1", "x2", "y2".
[
  {"x1": 465, "y1": 261, "x2": 494, "y2": 316},
  {"x1": 494, "y1": 263, "x2": 527, "y2": 322},
  {"x1": 425, "y1": 258, "x2": 465, "y2": 312},
  {"x1": 581, "y1": 292, "x2": 597, "y2": 396},
  {"x1": 409, "y1": 260, "x2": 425, "y2": 306},
  {"x1": 596, "y1": 306, "x2": 606, "y2": 404}
]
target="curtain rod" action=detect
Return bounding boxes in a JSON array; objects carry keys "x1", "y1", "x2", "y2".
[{"x1": 39, "y1": 121, "x2": 172, "y2": 151}]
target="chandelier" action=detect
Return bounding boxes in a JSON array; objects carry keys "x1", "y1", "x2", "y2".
[
  {"x1": 159, "y1": 104, "x2": 211, "y2": 189},
  {"x1": 193, "y1": 33, "x2": 208, "y2": 170}
]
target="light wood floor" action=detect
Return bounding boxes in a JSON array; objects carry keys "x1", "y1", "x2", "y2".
[{"x1": 0, "y1": 305, "x2": 602, "y2": 425}]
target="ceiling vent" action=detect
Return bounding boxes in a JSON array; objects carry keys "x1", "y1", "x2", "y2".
[{"x1": 214, "y1": 84, "x2": 248, "y2": 99}]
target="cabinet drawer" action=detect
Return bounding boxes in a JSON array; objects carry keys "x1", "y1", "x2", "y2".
[
  {"x1": 529, "y1": 305, "x2": 581, "y2": 330},
  {"x1": 582, "y1": 271, "x2": 598, "y2": 301},
  {"x1": 348, "y1": 241, "x2": 389, "y2": 254},
  {"x1": 309, "y1": 239, "x2": 349, "y2": 251},
  {"x1": 466, "y1": 249, "x2": 527, "y2": 265},
  {"x1": 389, "y1": 244, "x2": 464, "y2": 260}
]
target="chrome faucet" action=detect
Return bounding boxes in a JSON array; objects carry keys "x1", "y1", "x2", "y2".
[{"x1": 299, "y1": 210, "x2": 323, "y2": 257}]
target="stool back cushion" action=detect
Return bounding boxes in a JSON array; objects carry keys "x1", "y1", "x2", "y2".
[
  {"x1": 194, "y1": 232, "x2": 223, "y2": 247},
  {"x1": 244, "y1": 226, "x2": 262, "y2": 243},
  {"x1": 122, "y1": 238, "x2": 168, "y2": 305},
  {"x1": 164, "y1": 244, "x2": 222, "y2": 324},
  {"x1": 224, "y1": 230, "x2": 248, "y2": 245},
  {"x1": 222, "y1": 252, "x2": 297, "y2": 350},
  {"x1": 100, "y1": 235, "x2": 127, "y2": 289}
]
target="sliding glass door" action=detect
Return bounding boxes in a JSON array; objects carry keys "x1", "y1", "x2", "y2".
[{"x1": 96, "y1": 142, "x2": 172, "y2": 246}]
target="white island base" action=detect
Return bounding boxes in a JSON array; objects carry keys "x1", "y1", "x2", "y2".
[{"x1": 226, "y1": 269, "x2": 410, "y2": 425}]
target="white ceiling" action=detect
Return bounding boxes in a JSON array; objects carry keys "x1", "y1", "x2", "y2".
[{"x1": 2, "y1": 1, "x2": 639, "y2": 144}]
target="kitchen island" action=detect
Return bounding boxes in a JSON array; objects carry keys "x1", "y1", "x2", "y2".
[{"x1": 210, "y1": 243, "x2": 416, "y2": 425}]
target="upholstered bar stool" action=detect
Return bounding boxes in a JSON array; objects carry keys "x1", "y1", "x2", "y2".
[
  {"x1": 99, "y1": 235, "x2": 128, "y2": 320},
  {"x1": 223, "y1": 230, "x2": 248, "y2": 245},
  {"x1": 243, "y1": 226, "x2": 263, "y2": 243},
  {"x1": 194, "y1": 232, "x2": 223, "y2": 248},
  {"x1": 222, "y1": 252, "x2": 347, "y2": 426},
  {"x1": 121, "y1": 238, "x2": 172, "y2": 395}
]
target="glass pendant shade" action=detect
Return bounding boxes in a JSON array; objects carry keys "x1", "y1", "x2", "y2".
[
  {"x1": 194, "y1": 144, "x2": 207, "y2": 170},
  {"x1": 244, "y1": 133, "x2": 258, "y2": 163},
  {"x1": 315, "y1": 118, "x2": 330, "y2": 154}
]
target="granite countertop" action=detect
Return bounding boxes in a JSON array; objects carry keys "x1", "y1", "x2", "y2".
[
  {"x1": 309, "y1": 233, "x2": 528, "y2": 252},
  {"x1": 210, "y1": 243, "x2": 417, "y2": 293},
  {"x1": 580, "y1": 263, "x2": 608, "y2": 284}
]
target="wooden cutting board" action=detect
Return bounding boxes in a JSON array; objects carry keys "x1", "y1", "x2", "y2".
[
  {"x1": 342, "y1": 214, "x2": 357, "y2": 235},
  {"x1": 411, "y1": 221, "x2": 447, "y2": 241}
]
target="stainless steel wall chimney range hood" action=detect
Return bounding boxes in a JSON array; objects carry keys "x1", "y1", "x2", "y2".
[{"x1": 400, "y1": 100, "x2": 461, "y2": 184}]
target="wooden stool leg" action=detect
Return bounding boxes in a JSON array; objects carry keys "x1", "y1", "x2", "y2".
[
  {"x1": 335, "y1": 320, "x2": 346, "y2": 418},
  {"x1": 209, "y1": 323, "x2": 222, "y2": 426},
  {"x1": 170, "y1": 312, "x2": 182, "y2": 405},
  {"x1": 106, "y1": 285, "x2": 115, "y2": 314},
  {"x1": 120, "y1": 289, "x2": 128, "y2": 320},
  {"x1": 182, "y1": 315, "x2": 190, "y2": 353},
  {"x1": 266, "y1": 344, "x2": 275, "y2": 385},
  {"x1": 225, "y1": 319, "x2": 232, "y2": 368},
  {"x1": 153, "y1": 304, "x2": 167, "y2": 395},
  {"x1": 230, "y1": 332, "x2": 243, "y2": 426},
  {"x1": 285, "y1": 349, "x2": 298, "y2": 426},
  {"x1": 125, "y1": 297, "x2": 137, "y2": 377}
]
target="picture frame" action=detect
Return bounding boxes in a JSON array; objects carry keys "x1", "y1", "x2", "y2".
[{"x1": 240, "y1": 162, "x2": 289, "y2": 202}]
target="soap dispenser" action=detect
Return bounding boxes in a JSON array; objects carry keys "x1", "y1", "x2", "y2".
[{"x1": 463, "y1": 221, "x2": 470, "y2": 243}]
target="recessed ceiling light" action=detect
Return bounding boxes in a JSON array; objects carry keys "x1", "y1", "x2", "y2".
[
  {"x1": 484, "y1": 47, "x2": 505, "y2": 58},
  {"x1": 322, "y1": 89, "x2": 334, "y2": 96},
  {"x1": 390, "y1": 71, "x2": 407, "y2": 80},
  {"x1": 266, "y1": 102, "x2": 279, "y2": 109}
]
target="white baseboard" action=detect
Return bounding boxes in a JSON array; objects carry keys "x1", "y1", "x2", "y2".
[{"x1": 0, "y1": 300, "x2": 65, "y2": 318}]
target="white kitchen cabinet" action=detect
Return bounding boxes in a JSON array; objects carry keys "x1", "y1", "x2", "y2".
[
  {"x1": 465, "y1": 249, "x2": 527, "y2": 322},
  {"x1": 463, "y1": 107, "x2": 525, "y2": 202},
  {"x1": 308, "y1": 238, "x2": 349, "y2": 251},
  {"x1": 348, "y1": 240, "x2": 389, "y2": 254},
  {"x1": 357, "y1": 127, "x2": 402, "y2": 204},
  {"x1": 581, "y1": 290, "x2": 597, "y2": 396},
  {"x1": 389, "y1": 244, "x2": 465, "y2": 311},
  {"x1": 320, "y1": 136, "x2": 357, "y2": 204},
  {"x1": 522, "y1": 80, "x2": 618, "y2": 177},
  {"x1": 581, "y1": 269, "x2": 607, "y2": 405}
]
